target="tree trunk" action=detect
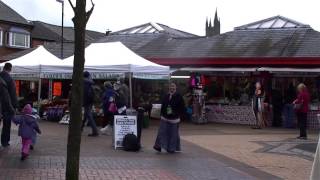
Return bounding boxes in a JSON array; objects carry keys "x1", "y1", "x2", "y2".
[{"x1": 66, "y1": 0, "x2": 87, "y2": 179}]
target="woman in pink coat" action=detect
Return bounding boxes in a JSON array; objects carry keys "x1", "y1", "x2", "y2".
[
  {"x1": 13, "y1": 104, "x2": 41, "y2": 160},
  {"x1": 293, "y1": 83, "x2": 310, "y2": 140}
]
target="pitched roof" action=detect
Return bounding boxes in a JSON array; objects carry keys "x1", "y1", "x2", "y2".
[
  {"x1": 112, "y1": 22, "x2": 197, "y2": 38},
  {"x1": 235, "y1": 15, "x2": 310, "y2": 30},
  {"x1": 0, "y1": 1, "x2": 30, "y2": 26},
  {"x1": 31, "y1": 21, "x2": 105, "y2": 42},
  {"x1": 136, "y1": 28, "x2": 320, "y2": 58}
]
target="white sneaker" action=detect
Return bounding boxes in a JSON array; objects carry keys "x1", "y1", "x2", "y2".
[{"x1": 100, "y1": 125, "x2": 109, "y2": 134}]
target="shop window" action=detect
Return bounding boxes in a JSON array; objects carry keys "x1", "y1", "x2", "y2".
[{"x1": 7, "y1": 27, "x2": 30, "y2": 48}]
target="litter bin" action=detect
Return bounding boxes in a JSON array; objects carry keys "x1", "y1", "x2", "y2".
[
  {"x1": 143, "y1": 112, "x2": 150, "y2": 128},
  {"x1": 137, "y1": 107, "x2": 144, "y2": 144}
]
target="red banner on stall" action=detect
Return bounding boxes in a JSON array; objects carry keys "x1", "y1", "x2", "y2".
[
  {"x1": 53, "y1": 82, "x2": 62, "y2": 96},
  {"x1": 15, "y1": 80, "x2": 20, "y2": 96}
]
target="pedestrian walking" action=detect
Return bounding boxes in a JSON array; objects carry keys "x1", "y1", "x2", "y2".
[
  {"x1": 154, "y1": 83, "x2": 185, "y2": 153},
  {"x1": 0, "y1": 76, "x2": 15, "y2": 124},
  {"x1": 252, "y1": 82, "x2": 267, "y2": 129},
  {"x1": 293, "y1": 83, "x2": 310, "y2": 140},
  {"x1": 100, "y1": 82, "x2": 117, "y2": 135},
  {"x1": 114, "y1": 81, "x2": 129, "y2": 114},
  {"x1": 12, "y1": 104, "x2": 41, "y2": 161},
  {"x1": 81, "y1": 71, "x2": 99, "y2": 137},
  {"x1": 0, "y1": 63, "x2": 18, "y2": 147}
]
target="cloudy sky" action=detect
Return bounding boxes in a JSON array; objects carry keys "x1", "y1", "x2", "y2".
[{"x1": 2, "y1": 0, "x2": 320, "y2": 36}]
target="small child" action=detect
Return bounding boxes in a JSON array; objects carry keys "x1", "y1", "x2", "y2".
[{"x1": 13, "y1": 104, "x2": 41, "y2": 161}]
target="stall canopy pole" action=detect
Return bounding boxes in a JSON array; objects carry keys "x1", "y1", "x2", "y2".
[
  {"x1": 129, "y1": 72, "x2": 133, "y2": 108},
  {"x1": 37, "y1": 78, "x2": 42, "y2": 113},
  {"x1": 37, "y1": 65, "x2": 42, "y2": 113},
  {"x1": 49, "y1": 79, "x2": 53, "y2": 100}
]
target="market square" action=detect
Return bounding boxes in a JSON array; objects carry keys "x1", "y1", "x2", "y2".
[{"x1": 0, "y1": 0, "x2": 320, "y2": 179}]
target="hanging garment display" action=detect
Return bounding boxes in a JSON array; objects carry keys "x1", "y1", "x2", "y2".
[{"x1": 191, "y1": 88, "x2": 208, "y2": 124}]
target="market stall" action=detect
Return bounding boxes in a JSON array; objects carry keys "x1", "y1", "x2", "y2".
[
  {"x1": 1, "y1": 42, "x2": 171, "y2": 124},
  {"x1": 174, "y1": 67, "x2": 320, "y2": 129},
  {"x1": 177, "y1": 67, "x2": 258, "y2": 125},
  {"x1": 257, "y1": 67, "x2": 320, "y2": 129},
  {"x1": 0, "y1": 45, "x2": 66, "y2": 112}
]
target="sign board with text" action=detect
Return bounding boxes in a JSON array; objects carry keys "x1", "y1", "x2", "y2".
[{"x1": 114, "y1": 115, "x2": 137, "y2": 149}]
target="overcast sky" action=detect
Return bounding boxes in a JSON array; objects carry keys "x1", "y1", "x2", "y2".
[{"x1": 2, "y1": 0, "x2": 320, "y2": 36}]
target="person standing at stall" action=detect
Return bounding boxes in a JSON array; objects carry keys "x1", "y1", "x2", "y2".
[
  {"x1": 293, "y1": 83, "x2": 310, "y2": 140},
  {"x1": 0, "y1": 63, "x2": 18, "y2": 147},
  {"x1": 154, "y1": 82, "x2": 185, "y2": 153},
  {"x1": 81, "y1": 71, "x2": 98, "y2": 137},
  {"x1": 252, "y1": 82, "x2": 267, "y2": 129}
]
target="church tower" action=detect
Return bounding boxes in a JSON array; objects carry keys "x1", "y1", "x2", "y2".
[{"x1": 205, "y1": 9, "x2": 220, "y2": 37}]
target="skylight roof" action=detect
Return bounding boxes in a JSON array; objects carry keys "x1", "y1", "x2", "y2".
[
  {"x1": 235, "y1": 15, "x2": 311, "y2": 30},
  {"x1": 118, "y1": 22, "x2": 164, "y2": 35}
]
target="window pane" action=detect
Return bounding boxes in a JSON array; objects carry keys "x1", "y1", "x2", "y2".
[{"x1": 13, "y1": 33, "x2": 26, "y2": 47}]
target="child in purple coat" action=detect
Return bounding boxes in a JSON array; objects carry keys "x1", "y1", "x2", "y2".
[{"x1": 13, "y1": 104, "x2": 41, "y2": 161}]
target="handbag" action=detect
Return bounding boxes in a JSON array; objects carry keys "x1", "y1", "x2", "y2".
[
  {"x1": 293, "y1": 103, "x2": 303, "y2": 110},
  {"x1": 108, "y1": 102, "x2": 117, "y2": 113}
]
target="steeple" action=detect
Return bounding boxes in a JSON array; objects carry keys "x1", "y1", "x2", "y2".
[
  {"x1": 205, "y1": 8, "x2": 221, "y2": 37},
  {"x1": 213, "y1": 9, "x2": 220, "y2": 35}
]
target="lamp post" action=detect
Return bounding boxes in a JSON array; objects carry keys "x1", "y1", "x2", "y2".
[{"x1": 57, "y1": 0, "x2": 64, "y2": 59}]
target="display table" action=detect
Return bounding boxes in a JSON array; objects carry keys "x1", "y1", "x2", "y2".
[
  {"x1": 307, "y1": 110, "x2": 320, "y2": 130},
  {"x1": 206, "y1": 104, "x2": 255, "y2": 125}
]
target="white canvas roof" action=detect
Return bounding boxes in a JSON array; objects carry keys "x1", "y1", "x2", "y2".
[
  {"x1": 63, "y1": 42, "x2": 170, "y2": 77},
  {"x1": 1, "y1": 42, "x2": 170, "y2": 80},
  {"x1": 0, "y1": 46, "x2": 66, "y2": 79}
]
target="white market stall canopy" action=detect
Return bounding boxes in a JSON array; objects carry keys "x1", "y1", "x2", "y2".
[
  {"x1": 0, "y1": 46, "x2": 67, "y2": 80},
  {"x1": 1, "y1": 42, "x2": 170, "y2": 80},
  {"x1": 63, "y1": 42, "x2": 170, "y2": 79}
]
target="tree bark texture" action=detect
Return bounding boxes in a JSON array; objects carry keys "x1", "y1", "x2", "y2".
[{"x1": 66, "y1": 0, "x2": 90, "y2": 179}]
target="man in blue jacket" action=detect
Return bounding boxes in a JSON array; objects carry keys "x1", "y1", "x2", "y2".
[
  {"x1": 81, "y1": 71, "x2": 98, "y2": 136},
  {"x1": 0, "y1": 63, "x2": 17, "y2": 147}
]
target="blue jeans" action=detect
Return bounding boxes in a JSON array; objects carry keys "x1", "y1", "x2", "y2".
[
  {"x1": 283, "y1": 104, "x2": 294, "y2": 128},
  {"x1": 83, "y1": 105, "x2": 98, "y2": 134}
]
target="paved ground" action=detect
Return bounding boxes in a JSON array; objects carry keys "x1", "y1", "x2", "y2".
[{"x1": 0, "y1": 120, "x2": 318, "y2": 180}]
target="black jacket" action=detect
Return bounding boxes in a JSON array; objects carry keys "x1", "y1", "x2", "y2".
[
  {"x1": 0, "y1": 77, "x2": 15, "y2": 117},
  {"x1": 161, "y1": 93, "x2": 185, "y2": 120},
  {"x1": 0, "y1": 71, "x2": 18, "y2": 109},
  {"x1": 83, "y1": 78, "x2": 94, "y2": 106}
]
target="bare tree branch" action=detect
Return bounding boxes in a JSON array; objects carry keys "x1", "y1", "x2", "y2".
[
  {"x1": 67, "y1": 0, "x2": 75, "y2": 11},
  {"x1": 85, "y1": 0, "x2": 95, "y2": 23}
]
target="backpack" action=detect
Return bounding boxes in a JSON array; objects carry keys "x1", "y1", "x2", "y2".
[{"x1": 122, "y1": 133, "x2": 140, "y2": 152}]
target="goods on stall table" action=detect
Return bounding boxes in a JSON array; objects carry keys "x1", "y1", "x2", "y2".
[
  {"x1": 206, "y1": 105, "x2": 255, "y2": 125},
  {"x1": 307, "y1": 111, "x2": 320, "y2": 130},
  {"x1": 46, "y1": 106, "x2": 65, "y2": 122},
  {"x1": 192, "y1": 89, "x2": 207, "y2": 124}
]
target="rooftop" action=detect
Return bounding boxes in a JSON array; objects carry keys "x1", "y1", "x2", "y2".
[
  {"x1": 0, "y1": 0, "x2": 31, "y2": 26},
  {"x1": 112, "y1": 22, "x2": 198, "y2": 38},
  {"x1": 31, "y1": 21, "x2": 105, "y2": 42},
  {"x1": 235, "y1": 15, "x2": 311, "y2": 30}
]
